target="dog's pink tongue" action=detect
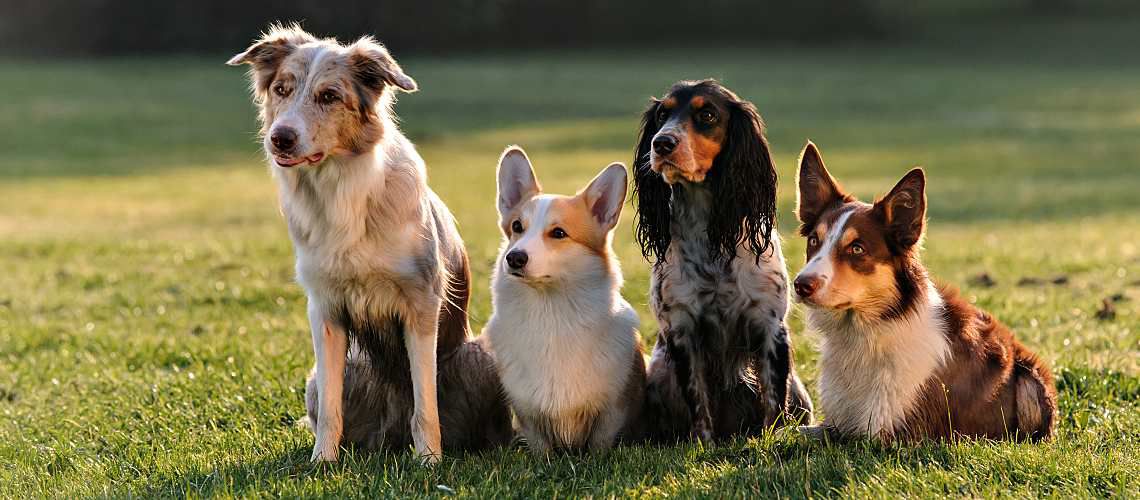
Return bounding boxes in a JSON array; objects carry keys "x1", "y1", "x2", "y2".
[{"x1": 306, "y1": 153, "x2": 325, "y2": 163}]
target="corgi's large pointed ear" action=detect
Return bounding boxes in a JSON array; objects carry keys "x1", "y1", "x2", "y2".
[
  {"x1": 497, "y1": 146, "x2": 541, "y2": 218},
  {"x1": 347, "y1": 37, "x2": 417, "y2": 93},
  {"x1": 581, "y1": 162, "x2": 628, "y2": 231},
  {"x1": 227, "y1": 24, "x2": 315, "y2": 94},
  {"x1": 874, "y1": 168, "x2": 927, "y2": 252},
  {"x1": 796, "y1": 141, "x2": 847, "y2": 235}
]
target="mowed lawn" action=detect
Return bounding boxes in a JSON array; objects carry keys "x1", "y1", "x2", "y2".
[{"x1": 2, "y1": 19, "x2": 1138, "y2": 498}]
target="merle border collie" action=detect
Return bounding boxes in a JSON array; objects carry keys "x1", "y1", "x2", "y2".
[{"x1": 228, "y1": 24, "x2": 510, "y2": 463}]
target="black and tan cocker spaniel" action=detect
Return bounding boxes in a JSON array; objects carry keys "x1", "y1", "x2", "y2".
[{"x1": 633, "y1": 79, "x2": 813, "y2": 442}]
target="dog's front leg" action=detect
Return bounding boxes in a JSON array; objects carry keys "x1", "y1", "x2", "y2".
[
  {"x1": 758, "y1": 325, "x2": 793, "y2": 427},
  {"x1": 405, "y1": 300, "x2": 443, "y2": 464},
  {"x1": 309, "y1": 301, "x2": 347, "y2": 462},
  {"x1": 664, "y1": 329, "x2": 714, "y2": 443}
]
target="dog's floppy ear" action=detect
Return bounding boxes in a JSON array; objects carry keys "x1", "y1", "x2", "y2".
[
  {"x1": 796, "y1": 141, "x2": 848, "y2": 236},
  {"x1": 497, "y1": 146, "x2": 541, "y2": 221},
  {"x1": 581, "y1": 163, "x2": 628, "y2": 231},
  {"x1": 874, "y1": 168, "x2": 927, "y2": 252},
  {"x1": 347, "y1": 37, "x2": 418, "y2": 94},
  {"x1": 705, "y1": 95, "x2": 778, "y2": 262},
  {"x1": 633, "y1": 97, "x2": 672, "y2": 262},
  {"x1": 227, "y1": 24, "x2": 315, "y2": 94}
]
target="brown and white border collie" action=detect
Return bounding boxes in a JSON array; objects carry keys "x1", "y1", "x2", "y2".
[{"x1": 793, "y1": 141, "x2": 1057, "y2": 442}]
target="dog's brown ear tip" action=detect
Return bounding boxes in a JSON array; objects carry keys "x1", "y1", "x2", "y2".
[
  {"x1": 901, "y1": 167, "x2": 927, "y2": 186},
  {"x1": 798, "y1": 140, "x2": 824, "y2": 171},
  {"x1": 225, "y1": 53, "x2": 246, "y2": 66}
]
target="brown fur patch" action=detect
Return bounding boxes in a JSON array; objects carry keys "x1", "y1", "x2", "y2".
[
  {"x1": 690, "y1": 129, "x2": 723, "y2": 177},
  {"x1": 690, "y1": 95, "x2": 705, "y2": 109},
  {"x1": 903, "y1": 285, "x2": 1057, "y2": 441},
  {"x1": 545, "y1": 196, "x2": 609, "y2": 257}
]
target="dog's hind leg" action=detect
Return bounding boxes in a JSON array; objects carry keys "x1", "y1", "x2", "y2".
[
  {"x1": 1013, "y1": 361, "x2": 1057, "y2": 441},
  {"x1": 405, "y1": 300, "x2": 443, "y2": 464},
  {"x1": 308, "y1": 301, "x2": 348, "y2": 462}
]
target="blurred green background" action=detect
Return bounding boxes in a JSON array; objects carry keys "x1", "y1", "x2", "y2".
[{"x1": 0, "y1": 4, "x2": 1138, "y2": 497}]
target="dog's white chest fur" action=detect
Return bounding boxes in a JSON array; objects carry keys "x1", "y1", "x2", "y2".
[
  {"x1": 277, "y1": 144, "x2": 430, "y2": 312},
  {"x1": 809, "y1": 283, "x2": 949, "y2": 437},
  {"x1": 486, "y1": 276, "x2": 638, "y2": 421}
]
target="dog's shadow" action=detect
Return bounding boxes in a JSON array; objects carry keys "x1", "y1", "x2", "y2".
[{"x1": 116, "y1": 432, "x2": 973, "y2": 497}]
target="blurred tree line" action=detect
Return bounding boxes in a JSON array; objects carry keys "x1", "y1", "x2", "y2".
[{"x1": 0, "y1": 0, "x2": 1135, "y2": 56}]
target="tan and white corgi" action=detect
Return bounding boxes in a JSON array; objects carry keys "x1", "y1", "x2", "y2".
[
  {"x1": 793, "y1": 141, "x2": 1057, "y2": 442},
  {"x1": 485, "y1": 146, "x2": 646, "y2": 454}
]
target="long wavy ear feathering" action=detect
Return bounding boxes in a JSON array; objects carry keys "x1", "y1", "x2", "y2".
[
  {"x1": 633, "y1": 98, "x2": 673, "y2": 263},
  {"x1": 705, "y1": 94, "x2": 778, "y2": 262}
]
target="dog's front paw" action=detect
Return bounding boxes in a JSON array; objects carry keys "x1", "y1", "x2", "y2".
[
  {"x1": 797, "y1": 425, "x2": 830, "y2": 442},
  {"x1": 310, "y1": 443, "x2": 339, "y2": 463},
  {"x1": 417, "y1": 451, "x2": 442, "y2": 466},
  {"x1": 693, "y1": 423, "x2": 715, "y2": 445}
]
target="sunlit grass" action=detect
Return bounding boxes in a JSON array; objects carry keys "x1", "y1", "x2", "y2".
[{"x1": 1, "y1": 19, "x2": 1138, "y2": 497}]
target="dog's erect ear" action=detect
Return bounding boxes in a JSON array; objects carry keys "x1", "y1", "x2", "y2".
[
  {"x1": 497, "y1": 146, "x2": 541, "y2": 219},
  {"x1": 633, "y1": 97, "x2": 672, "y2": 262},
  {"x1": 227, "y1": 24, "x2": 315, "y2": 93},
  {"x1": 347, "y1": 37, "x2": 418, "y2": 94},
  {"x1": 581, "y1": 163, "x2": 628, "y2": 231},
  {"x1": 796, "y1": 141, "x2": 847, "y2": 235},
  {"x1": 874, "y1": 168, "x2": 927, "y2": 252},
  {"x1": 705, "y1": 95, "x2": 778, "y2": 262}
]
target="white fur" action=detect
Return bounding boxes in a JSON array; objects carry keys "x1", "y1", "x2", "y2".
[
  {"x1": 798, "y1": 207, "x2": 855, "y2": 301},
  {"x1": 486, "y1": 254, "x2": 639, "y2": 442},
  {"x1": 808, "y1": 281, "x2": 949, "y2": 438},
  {"x1": 506, "y1": 197, "x2": 558, "y2": 279},
  {"x1": 486, "y1": 156, "x2": 640, "y2": 450},
  {"x1": 275, "y1": 107, "x2": 446, "y2": 464}
]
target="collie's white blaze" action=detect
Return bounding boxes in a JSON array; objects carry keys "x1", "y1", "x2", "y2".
[
  {"x1": 799, "y1": 207, "x2": 856, "y2": 287},
  {"x1": 808, "y1": 281, "x2": 950, "y2": 438}
]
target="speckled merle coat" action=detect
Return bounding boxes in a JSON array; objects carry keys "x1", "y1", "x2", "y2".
[
  {"x1": 632, "y1": 80, "x2": 813, "y2": 442},
  {"x1": 228, "y1": 25, "x2": 511, "y2": 461}
]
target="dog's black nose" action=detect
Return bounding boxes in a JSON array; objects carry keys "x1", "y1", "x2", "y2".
[
  {"x1": 652, "y1": 134, "x2": 678, "y2": 156},
  {"x1": 505, "y1": 250, "x2": 528, "y2": 270},
  {"x1": 794, "y1": 274, "x2": 822, "y2": 299},
  {"x1": 270, "y1": 128, "x2": 298, "y2": 151}
]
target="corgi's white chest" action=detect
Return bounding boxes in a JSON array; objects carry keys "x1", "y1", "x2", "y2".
[{"x1": 487, "y1": 288, "x2": 637, "y2": 416}]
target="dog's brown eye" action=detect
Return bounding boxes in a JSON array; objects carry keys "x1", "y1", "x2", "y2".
[
  {"x1": 849, "y1": 243, "x2": 865, "y2": 255},
  {"x1": 550, "y1": 227, "x2": 568, "y2": 239},
  {"x1": 697, "y1": 109, "x2": 716, "y2": 124},
  {"x1": 808, "y1": 236, "x2": 819, "y2": 247},
  {"x1": 656, "y1": 108, "x2": 669, "y2": 123},
  {"x1": 273, "y1": 84, "x2": 289, "y2": 97},
  {"x1": 511, "y1": 220, "x2": 524, "y2": 233},
  {"x1": 319, "y1": 90, "x2": 339, "y2": 104}
]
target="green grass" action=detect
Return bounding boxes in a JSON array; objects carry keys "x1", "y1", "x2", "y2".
[{"x1": 2, "y1": 19, "x2": 1139, "y2": 498}]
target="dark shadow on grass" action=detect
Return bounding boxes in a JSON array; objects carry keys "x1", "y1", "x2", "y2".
[{"x1": 110, "y1": 371, "x2": 1137, "y2": 497}]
